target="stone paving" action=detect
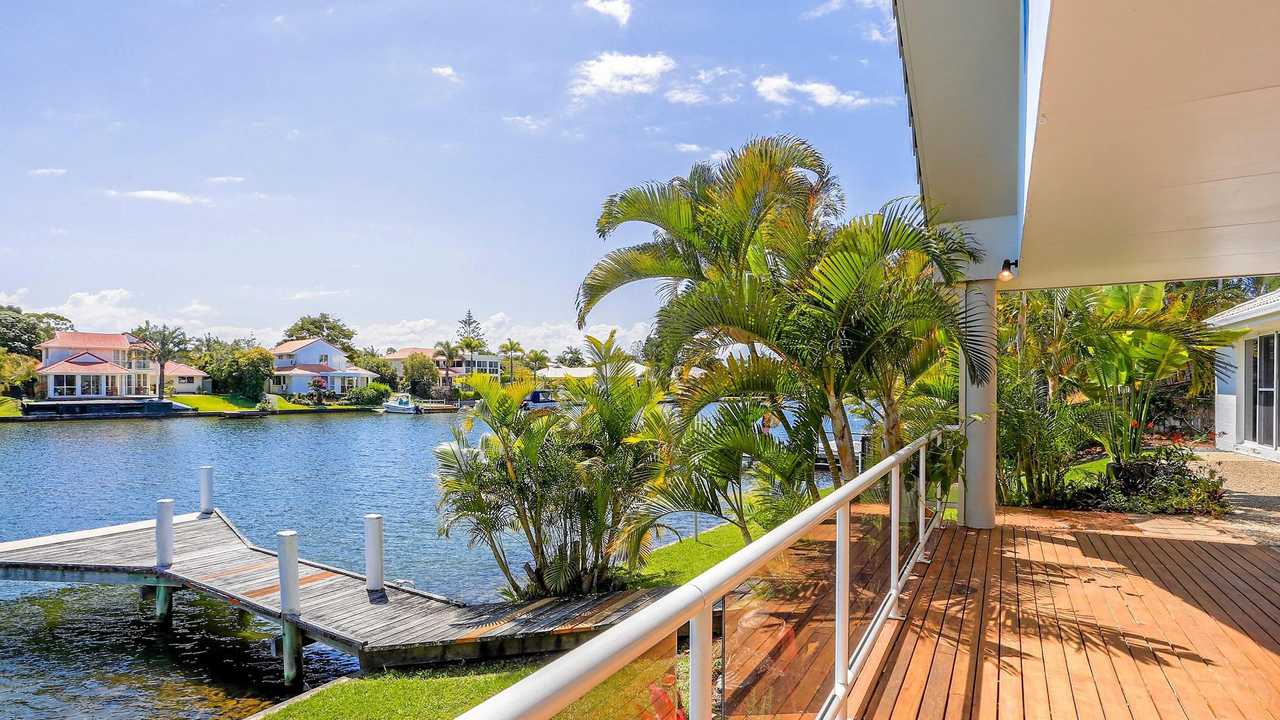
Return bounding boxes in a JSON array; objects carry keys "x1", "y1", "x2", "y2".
[{"x1": 1195, "y1": 450, "x2": 1280, "y2": 547}]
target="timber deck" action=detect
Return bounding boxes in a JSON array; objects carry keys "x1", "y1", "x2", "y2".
[
  {"x1": 0, "y1": 510, "x2": 665, "y2": 669},
  {"x1": 848, "y1": 508, "x2": 1280, "y2": 719}
]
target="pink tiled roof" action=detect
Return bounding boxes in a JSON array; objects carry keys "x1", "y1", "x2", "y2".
[
  {"x1": 385, "y1": 347, "x2": 439, "y2": 360},
  {"x1": 163, "y1": 361, "x2": 207, "y2": 378},
  {"x1": 36, "y1": 351, "x2": 130, "y2": 375},
  {"x1": 343, "y1": 365, "x2": 378, "y2": 376},
  {"x1": 36, "y1": 331, "x2": 135, "y2": 350},
  {"x1": 292, "y1": 363, "x2": 337, "y2": 373},
  {"x1": 271, "y1": 338, "x2": 324, "y2": 354}
]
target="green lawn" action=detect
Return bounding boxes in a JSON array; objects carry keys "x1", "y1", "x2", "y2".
[
  {"x1": 0, "y1": 398, "x2": 22, "y2": 417},
  {"x1": 625, "y1": 520, "x2": 764, "y2": 588},
  {"x1": 1065, "y1": 457, "x2": 1109, "y2": 484},
  {"x1": 167, "y1": 394, "x2": 259, "y2": 412},
  {"x1": 270, "y1": 394, "x2": 310, "y2": 410},
  {"x1": 269, "y1": 660, "x2": 543, "y2": 720}
]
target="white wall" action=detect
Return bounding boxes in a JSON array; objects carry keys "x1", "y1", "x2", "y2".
[{"x1": 276, "y1": 339, "x2": 348, "y2": 369}]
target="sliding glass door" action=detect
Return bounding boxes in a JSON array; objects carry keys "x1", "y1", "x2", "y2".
[{"x1": 1260, "y1": 334, "x2": 1276, "y2": 448}]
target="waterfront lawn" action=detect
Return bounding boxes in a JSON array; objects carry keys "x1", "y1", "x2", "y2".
[
  {"x1": 1066, "y1": 456, "x2": 1109, "y2": 484},
  {"x1": 0, "y1": 398, "x2": 21, "y2": 416},
  {"x1": 270, "y1": 659, "x2": 543, "y2": 720},
  {"x1": 625, "y1": 521, "x2": 764, "y2": 588},
  {"x1": 272, "y1": 395, "x2": 310, "y2": 410},
  {"x1": 169, "y1": 394, "x2": 259, "y2": 412}
]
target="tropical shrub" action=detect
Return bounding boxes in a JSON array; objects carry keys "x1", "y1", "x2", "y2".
[
  {"x1": 1067, "y1": 446, "x2": 1227, "y2": 515},
  {"x1": 996, "y1": 360, "x2": 1087, "y2": 506},
  {"x1": 346, "y1": 382, "x2": 392, "y2": 405}
]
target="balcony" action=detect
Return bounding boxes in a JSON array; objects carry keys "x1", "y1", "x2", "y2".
[{"x1": 463, "y1": 430, "x2": 1280, "y2": 720}]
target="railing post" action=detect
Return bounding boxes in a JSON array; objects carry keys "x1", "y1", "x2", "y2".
[
  {"x1": 364, "y1": 513, "x2": 385, "y2": 593},
  {"x1": 155, "y1": 498, "x2": 174, "y2": 568},
  {"x1": 917, "y1": 442, "x2": 928, "y2": 559},
  {"x1": 199, "y1": 466, "x2": 214, "y2": 515},
  {"x1": 835, "y1": 504, "x2": 850, "y2": 690},
  {"x1": 277, "y1": 530, "x2": 303, "y2": 686},
  {"x1": 689, "y1": 604, "x2": 713, "y2": 720},
  {"x1": 889, "y1": 466, "x2": 902, "y2": 619}
]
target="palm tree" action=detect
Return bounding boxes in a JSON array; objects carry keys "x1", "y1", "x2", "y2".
[
  {"x1": 498, "y1": 338, "x2": 524, "y2": 383},
  {"x1": 133, "y1": 322, "x2": 190, "y2": 400},
  {"x1": 524, "y1": 349, "x2": 550, "y2": 383},
  {"x1": 459, "y1": 336, "x2": 486, "y2": 375}
]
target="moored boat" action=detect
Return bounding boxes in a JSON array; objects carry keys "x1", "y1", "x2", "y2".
[{"x1": 382, "y1": 393, "x2": 419, "y2": 414}]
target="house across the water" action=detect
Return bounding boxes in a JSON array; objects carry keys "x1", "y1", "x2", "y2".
[
  {"x1": 1210, "y1": 288, "x2": 1280, "y2": 462},
  {"x1": 383, "y1": 346, "x2": 501, "y2": 386},
  {"x1": 268, "y1": 338, "x2": 377, "y2": 395},
  {"x1": 34, "y1": 331, "x2": 208, "y2": 399}
]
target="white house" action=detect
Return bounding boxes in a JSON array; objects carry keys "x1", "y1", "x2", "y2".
[
  {"x1": 1209, "y1": 289, "x2": 1280, "y2": 462},
  {"x1": 34, "y1": 331, "x2": 208, "y2": 398},
  {"x1": 383, "y1": 346, "x2": 501, "y2": 384},
  {"x1": 268, "y1": 338, "x2": 377, "y2": 395}
]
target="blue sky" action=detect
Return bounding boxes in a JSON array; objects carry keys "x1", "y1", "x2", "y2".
[{"x1": 0, "y1": 0, "x2": 918, "y2": 353}]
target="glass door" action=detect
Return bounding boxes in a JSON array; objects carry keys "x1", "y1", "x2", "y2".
[{"x1": 1259, "y1": 334, "x2": 1276, "y2": 447}]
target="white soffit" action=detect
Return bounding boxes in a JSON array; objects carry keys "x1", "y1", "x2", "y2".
[{"x1": 1014, "y1": 1, "x2": 1280, "y2": 289}]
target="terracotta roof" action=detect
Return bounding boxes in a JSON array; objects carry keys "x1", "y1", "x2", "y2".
[
  {"x1": 343, "y1": 365, "x2": 378, "y2": 377},
  {"x1": 36, "y1": 331, "x2": 135, "y2": 350},
  {"x1": 163, "y1": 361, "x2": 207, "y2": 378},
  {"x1": 273, "y1": 367, "x2": 320, "y2": 376},
  {"x1": 271, "y1": 338, "x2": 324, "y2": 354},
  {"x1": 273, "y1": 364, "x2": 373, "y2": 376},
  {"x1": 36, "y1": 351, "x2": 130, "y2": 375},
  {"x1": 385, "y1": 347, "x2": 439, "y2": 360}
]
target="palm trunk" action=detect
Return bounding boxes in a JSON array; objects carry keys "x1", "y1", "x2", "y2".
[
  {"x1": 826, "y1": 384, "x2": 858, "y2": 486},
  {"x1": 157, "y1": 364, "x2": 166, "y2": 400}
]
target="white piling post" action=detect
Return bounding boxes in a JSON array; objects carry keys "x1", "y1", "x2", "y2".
[
  {"x1": 364, "y1": 514, "x2": 385, "y2": 592},
  {"x1": 199, "y1": 466, "x2": 214, "y2": 515},
  {"x1": 277, "y1": 530, "x2": 300, "y2": 616},
  {"x1": 156, "y1": 498, "x2": 174, "y2": 567}
]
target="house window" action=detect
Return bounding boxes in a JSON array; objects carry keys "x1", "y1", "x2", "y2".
[
  {"x1": 319, "y1": 354, "x2": 329, "y2": 364},
  {"x1": 272, "y1": 375, "x2": 287, "y2": 387},
  {"x1": 81, "y1": 375, "x2": 102, "y2": 396},
  {"x1": 53, "y1": 375, "x2": 76, "y2": 396},
  {"x1": 1259, "y1": 334, "x2": 1276, "y2": 447},
  {"x1": 177, "y1": 376, "x2": 194, "y2": 384}
]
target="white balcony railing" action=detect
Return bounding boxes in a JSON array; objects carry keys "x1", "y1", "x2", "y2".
[{"x1": 460, "y1": 426, "x2": 950, "y2": 720}]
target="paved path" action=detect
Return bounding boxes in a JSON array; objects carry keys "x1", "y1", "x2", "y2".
[{"x1": 1195, "y1": 450, "x2": 1280, "y2": 547}]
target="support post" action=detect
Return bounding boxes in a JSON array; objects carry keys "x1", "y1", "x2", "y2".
[
  {"x1": 199, "y1": 466, "x2": 214, "y2": 515},
  {"x1": 888, "y1": 467, "x2": 902, "y2": 619},
  {"x1": 689, "y1": 604, "x2": 713, "y2": 720},
  {"x1": 364, "y1": 514, "x2": 384, "y2": 593},
  {"x1": 155, "y1": 498, "x2": 174, "y2": 568},
  {"x1": 917, "y1": 442, "x2": 928, "y2": 560},
  {"x1": 961, "y1": 279, "x2": 998, "y2": 529},
  {"x1": 277, "y1": 530, "x2": 303, "y2": 685},
  {"x1": 155, "y1": 584, "x2": 174, "y2": 624}
]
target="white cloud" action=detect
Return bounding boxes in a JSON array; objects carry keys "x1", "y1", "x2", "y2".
[
  {"x1": 664, "y1": 86, "x2": 707, "y2": 105},
  {"x1": 753, "y1": 73, "x2": 896, "y2": 109},
  {"x1": 801, "y1": 0, "x2": 896, "y2": 42},
  {"x1": 583, "y1": 0, "x2": 631, "y2": 26},
  {"x1": 482, "y1": 312, "x2": 651, "y2": 353},
  {"x1": 28, "y1": 168, "x2": 67, "y2": 177},
  {"x1": 272, "y1": 14, "x2": 286, "y2": 24},
  {"x1": 179, "y1": 300, "x2": 212, "y2": 316},
  {"x1": 863, "y1": 20, "x2": 895, "y2": 43},
  {"x1": 0, "y1": 288, "x2": 29, "y2": 306},
  {"x1": 431, "y1": 65, "x2": 461, "y2": 83},
  {"x1": 39, "y1": 289, "x2": 144, "y2": 331},
  {"x1": 801, "y1": 0, "x2": 845, "y2": 19},
  {"x1": 289, "y1": 289, "x2": 351, "y2": 301},
  {"x1": 207, "y1": 176, "x2": 245, "y2": 184},
  {"x1": 503, "y1": 114, "x2": 550, "y2": 132},
  {"x1": 353, "y1": 318, "x2": 442, "y2": 351},
  {"x1": 570, "y1": 52, "x2": 676, "y2": 98},
  {"x1": 675, "y1": 143, "x2": 704, "y2": 153},
  {"x1": 709, "y1": 150, "x2": 729, "y2": 164},
  {"x1": 106, "y1": 189, "x2": 212, "y2": 206}
]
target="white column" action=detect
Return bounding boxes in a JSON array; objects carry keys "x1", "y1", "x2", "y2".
[
  {"x1": 199, "y1": 466, "x2": 214, "y2": 514},
  {"x1": 364, "y1": 514, "x2": 385, "y2": 592},
  {"x1": 277, "y1": 530, "x2": 300, "y2": 615},
  {"x1": 888, "y1": 466, "x2": 901, "y2": 618},
  {"x1": 74, "y1": 374, "x2": 81, "y2": 396},
  {"x1": 961, "y1": 279, "x2": 998, "y2": 529},
  {"x1": 156, "y1": 499, "x2": 174, "y2": 567}
]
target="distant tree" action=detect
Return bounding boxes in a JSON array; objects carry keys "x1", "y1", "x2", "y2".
[
  {"x1": 524, "y1": 349, "x2": 550, "y2": 383},
  {"x1": 133, "y1": 322, "x2": 190, "y2": 400},
  {"x1": 498, "y1": 338, "x2": 524, "y2": 382},
  {"x1": 457, "y1": 309, "x2": 486, "y2": 346},
  {"x1": 459, "y1": 336, "x2": 486, "y2": 373},
  {"x1": 401, "y1": 353, "x2": 439, "y2": 397},
  {"x1": 351, "y1": 352, "x2": 397, "y2": 386},
  {"x1": 281, "y1": 313, "x2": 357, "y2": 354},
  {"x1": 233, "y1": 347, "x2": 275, "y2": 401},
  {"x1": 434, "y1": 340, "x2": 460, "y2": 368},
  {"x1": 0, "y1": 349, "x2": 37, "y2": 397},
  {"x1": 555, "y1": 346, "x2": 586, "y2": 367},
  {"x1": 0, "y1": 307, "x2": 73, "y2": 358}
]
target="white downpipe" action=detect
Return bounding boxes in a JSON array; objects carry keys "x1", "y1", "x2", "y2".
[
  {"x1": 155, "y1": 498, "x2": 174, "y2": 568},
  {"x1": 364, "y1": 514, "x2": 385, "y2": 592},
  {"x1": 277, "y1": 530, "x2": 300, "y2": 616},
  {"x1": 199, "y1": 466, "x2": 214, "y2": 514},
  {"x1": 688, "y1": 605, "x2": 713, "y2": 720},
  {"x1": 459, "y1": 427, "x2": 950, "y2": 720}
]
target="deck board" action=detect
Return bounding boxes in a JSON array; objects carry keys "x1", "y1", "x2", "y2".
[
  {"x1": 0, "y1": 510, "x2": 664, "y2": 667},
  {"x1": 850, "y1": 509, "x2": 1280, "y2": 719}
]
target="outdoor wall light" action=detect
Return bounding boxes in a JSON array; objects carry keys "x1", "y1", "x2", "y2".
[{"x1": 997, "y1": 258, "x2": 1019, "y2": 282}]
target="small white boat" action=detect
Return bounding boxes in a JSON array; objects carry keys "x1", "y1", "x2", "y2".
[
  {"x1": 382, "y1": 393, "x2": 419, "y2": 414},
  {"x1": 520, "y1": 389, "x2": 558, "y2": 411}
]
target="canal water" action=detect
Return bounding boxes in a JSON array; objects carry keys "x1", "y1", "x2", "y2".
[{"x1": 0, "y1": 412, "x2": 530, "y2": 719}]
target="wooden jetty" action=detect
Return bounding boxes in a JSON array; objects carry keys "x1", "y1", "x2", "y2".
[{"x1": 0, "y1": 467, "x2": 664, "y2": 684}]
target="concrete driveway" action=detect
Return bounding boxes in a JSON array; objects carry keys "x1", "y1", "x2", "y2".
[{"x1": 1196, "y1": 450, "x2": 1280, "y2": 547}]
